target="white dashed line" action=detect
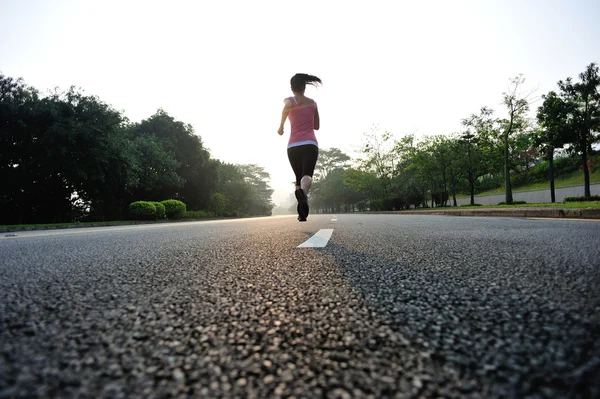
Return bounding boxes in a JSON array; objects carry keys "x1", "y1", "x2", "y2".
[
  {"x1": 331, "y1": 218, "x2": 337, "y2": 222},
  {"x1": 297, "y1": 229, "x2": 334, "y2": 248}
]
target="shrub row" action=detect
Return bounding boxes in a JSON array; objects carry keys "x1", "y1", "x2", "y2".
[
  {"x1": 564, "y1": 195, "x2": 600, "y2": 202},
  {"x1": 128, "y1": 200, "x2": 186, "y2": 220},
  {"x1": 183, "y1": 210, "x2": 216, "y2": 219},
  {"x1": 497, "y1": 201, "x2": 527, "y2": 205}
]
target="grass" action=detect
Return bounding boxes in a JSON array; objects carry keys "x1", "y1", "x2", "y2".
[
  {"x1": 0, "y1": 214, "x2": 252, "y2": 232},
  {"x1": 456, "y1": 170, "x2": 600, "y2": 198},
  {"x1": 0, "y1": 220, "x2": 173, "y2": 231},
  {"x1": 455, "y1": 201, "x2": 600, "y2": 209}
]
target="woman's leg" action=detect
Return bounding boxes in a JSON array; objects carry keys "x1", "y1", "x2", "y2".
[
  {"x1": 301, "y1": 145, "x2": 319, "y2": 195},
  {"x1": 287, "y1": 147, "x2": 303, "y2": 190},
  {"x1": 287, "y1": 147, "x2": 306, "y2": 220},
  {"x1": 297, "y1": 145, "x2": 319, "y2": 217},
  {"x1": 300, "y1": 175, "x2": 312, "y2": 194}
]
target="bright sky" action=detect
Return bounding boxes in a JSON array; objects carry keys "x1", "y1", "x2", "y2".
[{"x1": 1, "y1": 0, "x2": 598, "y2": 206}]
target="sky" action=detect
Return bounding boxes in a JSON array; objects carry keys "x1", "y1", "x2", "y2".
[{"x1": 1, "y1": 0, "x2": 599, "y2": 206}]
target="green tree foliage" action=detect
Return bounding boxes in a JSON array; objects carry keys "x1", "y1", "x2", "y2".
[
  {"x1": 130, "y1": 110, "x2": 216, "y2": 210},
  {"x1": 240, "y1": 164, "x2": 275, "y2": 216},
  {"x1": 213, "y1": 162, "x2": 274, "y2": 216},
  {"x1": 0, "y1": 75, "x2": 129, "y2": 223},
  {"x1": 314, "y1": 148, "x2": 351, "y2": 181},
  {"x1": 127, "y1": 131, "x2": 184, "y2": 202},
  {"x1": 500, "y1": 75, "x2": 535, "y2": 204},
  {"x1": 461, "y1": 107, "x2": 498, "y2": 205},
  {"x1": 311, "y1": 148, "x2": 353, "y2": 212},
  {"x1": 0, "y1": 74, "x2": 275, "y2": 224},
  {"x1": 210, "y1": 193, "x2": 227, "y2": 216},
  {"x1": 306, "y1": 64, "x2": 598, "y2": 212},
  {"x1": 557, "y1": 63, "x2": 600, "y2": 197}
]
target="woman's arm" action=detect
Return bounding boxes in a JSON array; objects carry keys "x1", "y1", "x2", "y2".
[
  {"x1": 314, "y1": 105, "x2": 320, "y2": 130},
  {"x1": 278, "y1": 99, "x2": 292, "y2": 135}
]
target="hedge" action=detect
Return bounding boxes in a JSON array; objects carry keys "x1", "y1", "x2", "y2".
[
  {"x1": 564, "y1": 195, "x2": 600, "y2": 202},
  {"x1": 183, "y1": 210, "x2": 216, "y2": 219},
  {"x1": 161, "y1": 199, "x2": 187, "y2": 219},
  {"x1": 129, "y1": 201, "x2": 156, "y2": 220},
  {"x1": 497, "y1": 201, "x2": 527, "y2": 205},
  {"x1": 152, "y1": 202, "x2": 166, "y2": 219}
]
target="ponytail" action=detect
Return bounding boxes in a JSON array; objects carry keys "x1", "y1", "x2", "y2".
[{"x1": 290, "y1": 73, "x2": 322, "y2": 92}]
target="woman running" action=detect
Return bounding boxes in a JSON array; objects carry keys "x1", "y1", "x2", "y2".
[{"x1": 278, "y1": 73, "x2": 321, "y2": 222}]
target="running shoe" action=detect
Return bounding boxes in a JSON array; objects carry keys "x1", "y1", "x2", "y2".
[{"x1": 295, "y1": 189, "x2": 308, "y2": 221}]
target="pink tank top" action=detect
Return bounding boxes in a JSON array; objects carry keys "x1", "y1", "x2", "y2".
[{"x1": 287, "y1": 97, "x2": 318, "y2": 148}]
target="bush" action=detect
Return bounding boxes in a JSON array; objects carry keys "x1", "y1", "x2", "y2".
[
  {"x1": 210, "y1": 193, "x2": 226, "y2": 216},
  {"x1": 564, "y1": 196, "x2": 600, "y2": 202},
  {"x1": 497, "y1": 201, "x2": 527, "y2": 205},
  {"x1": 161, "y1": 200, "x2": 187, "y2": 219},
  {"x1": 183, "y1": 210, "x2": 216, "y2": 219},
  {"x1": 476, "y1": 175, "x2": 502, "y2": 193},
  {"x1": 128, "y1": 201, "x2": 156, "y2": 220},
  {"x1": 369, "y1": 199, "x2": 384, "y2": 211},
  {"x1": 152, "y1": 202, "x2": 166, "y2": 219}
]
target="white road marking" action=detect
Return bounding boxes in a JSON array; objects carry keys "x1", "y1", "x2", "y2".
[
  {"x1": 331, "y1": 218, "x2": 337, "y2": 222},
  {"x1": 298, "y1": 229, "x2": 334, "y2": 248}
]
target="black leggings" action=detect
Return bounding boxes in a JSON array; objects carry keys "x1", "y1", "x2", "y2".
[{"x1": 287, "y1": 145, "x2": 319, "y2": 186}]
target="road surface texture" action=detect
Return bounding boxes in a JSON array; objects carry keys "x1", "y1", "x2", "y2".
[{"x1": 1, "y1": 214, "x2": 599, "y2": 398}]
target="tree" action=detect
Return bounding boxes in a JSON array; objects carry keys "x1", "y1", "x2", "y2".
[
  {"x1": 342, "y1": 168, "x2": 380, "y2": 205},
  {"x1": 500, "y1": 75, "x2": 535, "y2": 204},
  {"x1": 429, "y1": 135, "x2": 455, "y2": 206},
  {"x1": 314, "y1": 148, "x2": 351, "y2": 181},
  {"x1": 360, "y1": 126, "x2": 395, "y2": 197},
  {"x1": 461, "y1": 107, "x2": 496, "y2": 205},
  {"x1": 132, "y1": 110, "x2": 216, "y2": 210},
  {"x1": 240, "y1": 164, "x2": 275, "y2": 215},
  {"x1": 392, "y1": 135, "x2": 428, "y2": 208},
  {"x1": 310, "y1": 148, "x2": 352, "y2": 212},
  {"x1": 558, "y1": 63, "x2": 600, "y2": 197},
  {"x1": 459, "y1": 132, "x2": 478, "y2": 206},
  {"x1": 127, "y1": 130, "x2": 184, "y2": 202},
  {"x1": 51, "y1": 88, "x2": 131, "y2": 221},
  {"x1": 0, "y1": 75, "x2": 130, "y2": 223},
  {"x1": 535, "y1": 91, "x2": 571, "y2": 202},
  {"x1": 443, "y1": 137, "x2": 461, "y2": 207}
]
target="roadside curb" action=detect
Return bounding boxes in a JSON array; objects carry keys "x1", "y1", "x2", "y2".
[
  {"x1": 0, "y1": 217, "x2": 231, "y2": 234},
  {"x1": 375, "y1": 207, "x2": 600, "y2": 219}
]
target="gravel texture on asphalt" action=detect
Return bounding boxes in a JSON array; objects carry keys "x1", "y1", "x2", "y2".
[{"x1": 1, "y1": 215, "x2": 599, "y2": 398}]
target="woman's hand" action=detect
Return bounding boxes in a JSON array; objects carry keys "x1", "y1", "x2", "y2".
[{"x1": 277, "y1": 126, "x2": 284, "y2": 136}]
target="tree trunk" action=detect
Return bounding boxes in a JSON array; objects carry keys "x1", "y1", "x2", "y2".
[
  {"x1": 469, "y1": 174, "x2": 475, "y2": 206},
  {"x1": 467, "y1": 145, "x2": 475, "y2": 206},
  {"x1": 431, "y1": 182, "x2": 435, "y2": 208},
  {"x1": 548, "y1": 147, "x2": 555, "y2": 203},
  {"x1": 442, "y1": 168, "x2": 448, "y2": 206},
  {"x1": 504, "y1": 132, "x2": 513, "y2": 204},
  {"x1": 582, "y1": 136, "x2": 591, "y2": 197},
  {"x1": 451, "y1": 178, "x2": 457, "y2": 207}
]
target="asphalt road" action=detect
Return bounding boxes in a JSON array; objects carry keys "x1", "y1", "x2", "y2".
[{"x1": 1, "y1": 214, "x2": 599, "y2": 398}]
